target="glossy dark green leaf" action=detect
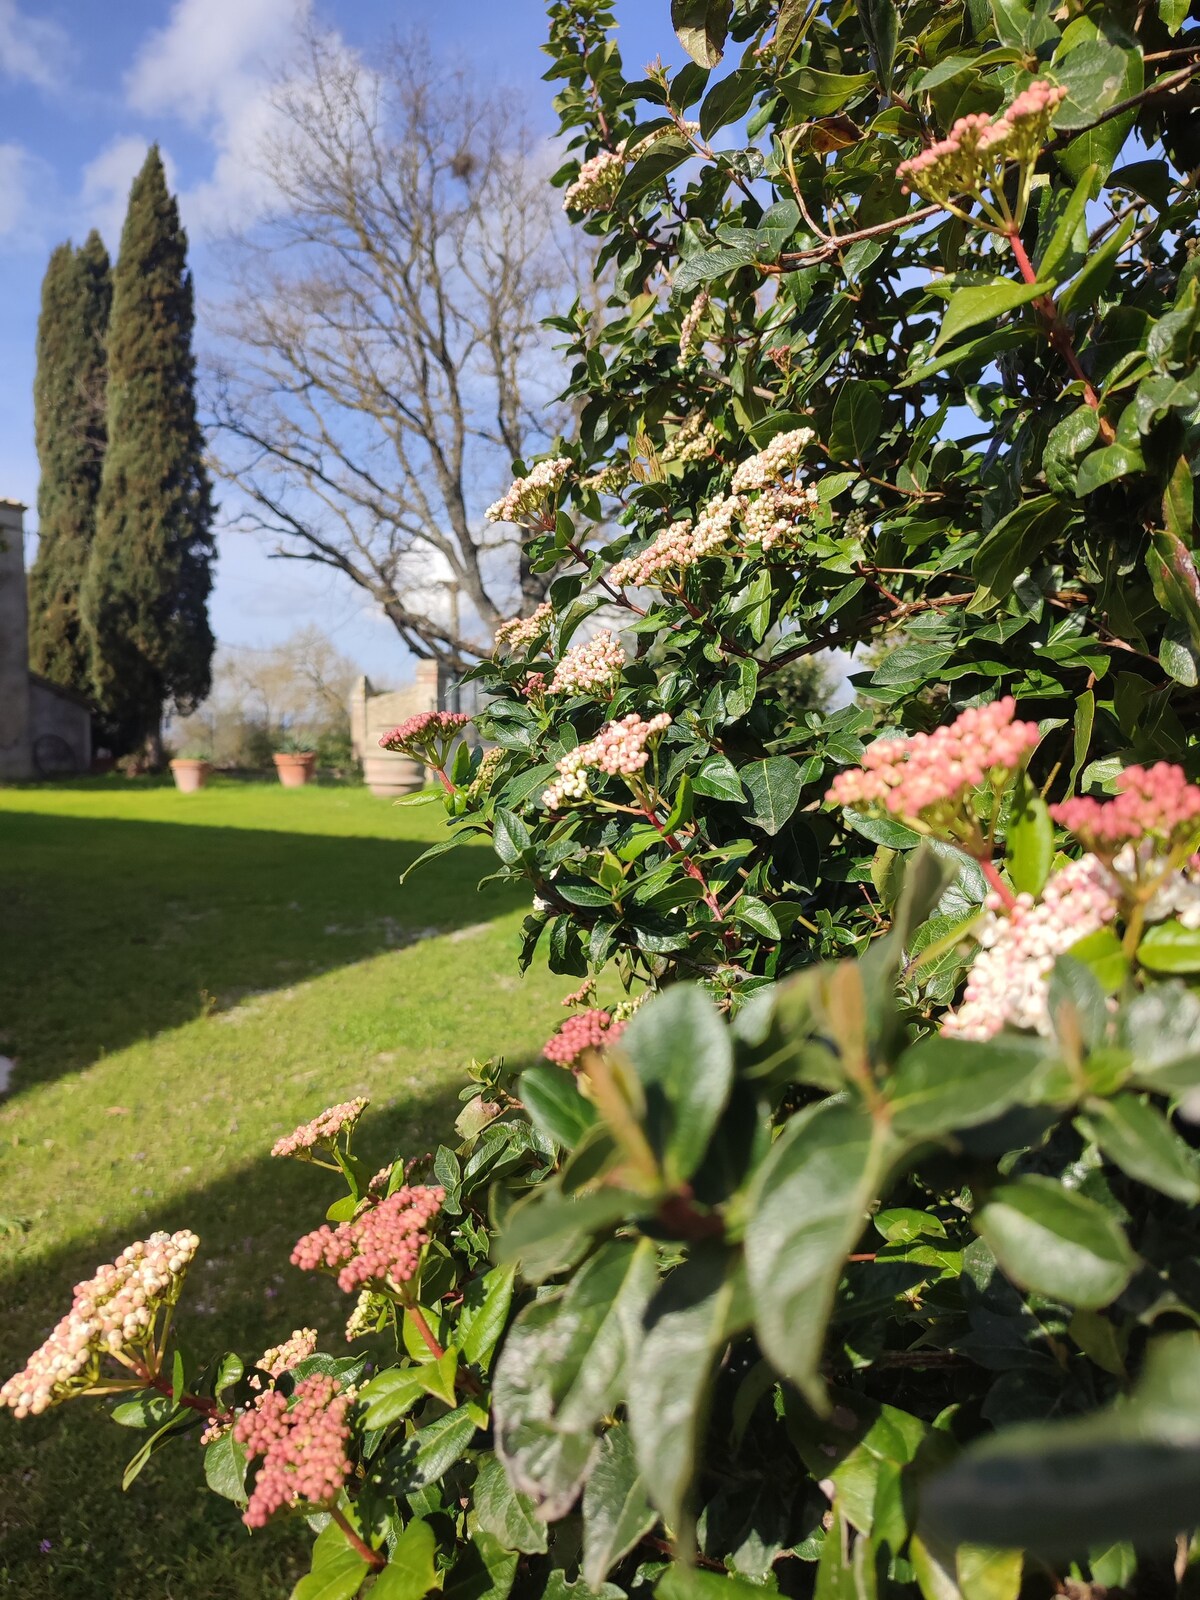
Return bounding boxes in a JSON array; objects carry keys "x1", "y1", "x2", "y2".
[
  {"x1": 1005, "y1": 779, "x2": 1053, "y2": 898},
  {"x1": 888, "y1": 1034, "x2": 1054, "y2": 1140},
  {"x1": 581, "y1": 1424, "x2": 657, "y2": 1586},
  {"x1": 671, "y1": 0, "x2": 732, "y2": 67},
  {"x1": 519, "y1": 1064, "x2": 598, "y2": 1149},
  {"x1": 622, "y1": 984, "x2": 733, "y2": 1185},
  {"x1": 493, "y1": 1239, "x2": 657, "y2": 1518},
  {"x1": 1137, "y1": 919, "x2": 1200, "y2": 974},
  {"x1": 973, "y1": 1177, "x2": 1138, "y2": 1310},
  {"x1": 291, "y1": 1519, "x2": 370, "y2": 1600},
  {"x1": 628, "y1": 1243, "x2": 741, "y2": 1528},
  {"x1": 745, "y1": 1099, "x2": 901, "y2": 1406},
  {"x1": 922, "y1": 1333, "x2": 1200, "y2": 1553},
  {"x1": 829, "y1": 381, "x2": 882, "y2": 464},
  {"x1": 370, "y1": 1519, "x2": 440, "y2": 1600},
  {"x1": 1076, "y1": 1094, "x2": 1200, "y2": 1203},
  {"x1": 442, "y1": 1532, "x2": 518, "y2": 1600},
  {"x1": 740, "y1": 756, "x2": 803, "y2": 836},
  {"x1": 473, "y1": 1456, "x2": 549, "y2": 1554}
]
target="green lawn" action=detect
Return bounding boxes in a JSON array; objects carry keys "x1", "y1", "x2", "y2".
[{"x1": 0, "y1": 777, "x2": 560, "y2": 1598}]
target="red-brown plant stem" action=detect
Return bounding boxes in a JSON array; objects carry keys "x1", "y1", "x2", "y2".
[
  {"x1": 432, "y1": 766, "x2": 455, "y2": 796},
  {"x1": 1007, "y1": 231, "x2": 1115, "y2": 441},
  {"x1": 404, "y1": 1304, "x2": 484, "y2": 1397},
  {"x1": 980, "y1": 857, "x2": 1017, "y2": 912},
  {"x1": 140, "y1": 1369, "x2": 223, "y2": 1419},
  {"x1": 639, "y1": 803, "x2": 725, "y2": 923},
  {"x1": 330, "y1": 1505, "x2": 386, "y2": 1571}
]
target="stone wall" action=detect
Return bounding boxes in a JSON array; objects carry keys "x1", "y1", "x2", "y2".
[{"x1": 352, "y1": 660, "x2": 451, "y2": 796}]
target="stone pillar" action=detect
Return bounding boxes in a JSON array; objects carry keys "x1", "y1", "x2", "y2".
[{"x1": 0, "y1": 500, "x2": 32, "y2": 781}]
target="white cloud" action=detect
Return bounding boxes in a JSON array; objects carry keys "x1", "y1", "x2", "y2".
[
  {"x1": 0, "y1": 0, "x2": 70, "y2": 90},
  {"x1": 125, "y1": 0, "x2": 308, "y2": 123},
  {"x1": 0, "y1": 142, "x2": 32, "y2": 235},
  {"x1": 81, "y1": 136, "x2": 179, "y2": 250},
  {"x1": 122, "y1": 0, "x2": 314, "y2": 237}
]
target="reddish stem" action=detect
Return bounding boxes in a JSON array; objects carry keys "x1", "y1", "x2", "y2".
[
  {"x1": 140, "y1": 1370, "x2": 223, "y2": 1419},
  {"x1": 330, "y1": 1505, "x2": 386, "y2": 1572},
  {"x1": 432, "y1": 766, "x2": 455, "y2": 796},
  {"x1": 641, "y1": 805, "x2": 725, "y2": 923},
  {"x1": 979, "y1": 857, "x2": 1017, "y2": 912},
  {"x1": 406, "y1": 1304, "x2": 445, "y2": 1360},
  {"x1": 1007, "y1": 232, "x2": 1114, "y2": 440}
]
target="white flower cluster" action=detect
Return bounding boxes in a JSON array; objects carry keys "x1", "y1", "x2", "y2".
[
  {"x1": 743, "y1": 484, "x2": 821, "y2": 553},
  {"x1": 679, "y1": 290, "x2": 710, "y2": 359},
  {"x1": 661, "y1": 411, "x2": 720, "y2": 465},
  {"x1": 485, "y1": 458, "x2": 572, "y2": 526},
  {"x1": 542, "y1": 712, "x2": 671, "y2": 810},
  {"x1": 2, "y1": 1230, "x2": 200, "y2": 1418},
  {"x1": 562, "y1": 151, "x2": 624, "y2": 212},
  {"x1": 731, "y1": 428, "x2": 815, "y2": 492},
  {"x1": 941, "y1": 856, "x2": 1119, "y2": 1041},
  {"x1": 549, "y1": 628, "x2": 626, "y2": 696},
  {"x1": 494, "y1": 601, "x2": 553, "y2": 655},
  {"x1": 581, "y1": 461, "x2": 631, "y2": 495}
]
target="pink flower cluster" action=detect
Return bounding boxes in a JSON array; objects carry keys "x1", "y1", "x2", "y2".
[
  {"x1": 542, "y1": 712, "x2": 671, "y2": 810},
  {"x1": 742, "y1": 484, "x2": 820, "y2": 553},
  {"x1": 897, "y1": 81, "x2": 1067, "y2": 203},
  {"x1": 291, "y1": 1185, "x2": 445, "y2": 1295},
  {"x1": 548, "y1": 629, "x2": 625, "y2": 696},
  {"x1": 485, "y1": 458, "x2": 573, "y2": 525},
  {"x1": 826, "y1": 699, "x2": 1040, "y2": 824},
  {"x1": 544, "y1": 1008, "x2": 626, "y2": 1068},
  {"x1": 379, "y1": 712, "x2": 470, "y2": 761},
  {"x1": 494, "y1": 602, "x2": 553, "y2": 656},
  {"x1": 660, "y1": 411, "x2": 720, "y2": 465},
  {"x1": 562, "y1": 151, "x2": 624, "y2": 212},
  {"x1": 271, "y1": 1098, "x2": 368, "y2": 1160},
  {"x1": 234, "y1": 1374, "x2": 352, "y2": 1528},
  {"x1": 1051, "y1": 764, "x2": 1200, "y2": 863},
  {"x1": 942, "y1": 855, "x2": 1119, "y2": 1040},
  {"x1": 2, "y1": 1230, "x2": 199, "y2": 1418}
]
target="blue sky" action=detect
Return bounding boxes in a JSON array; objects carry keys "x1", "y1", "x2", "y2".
[{"x1": 0, "y1": 0, "x2": 683, "y2": 684}]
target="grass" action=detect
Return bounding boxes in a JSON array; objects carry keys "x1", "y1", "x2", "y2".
[{"x1": 0, "y1": 776, "x2": 561, "y2": 1598}]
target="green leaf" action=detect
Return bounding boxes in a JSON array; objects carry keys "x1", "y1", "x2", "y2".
[
  {"x1": 385, "y1": 1405, "x2": 479, "y2": 1494},
  {"x1": 699, "y1": 68, "x2": 755, "y2": 142},
  {"x1": 692, "y1": 753, "x2": 746, "y2": 802},
  {"x1": 628, "y1": 1243, "x2": 739, "y2": 1529},
  {"x1": 492, "y1": 809, "x2": 531, "y2": 866},
  {"x1": 1005, "y1": 778, "x2": 1053, "y2": 897},
  {"x1": 973, "y1": 1176, "x2": 1138, "y2": 1310},
  {"x1": 829, "y1": 381, "x2": 882, "y2": 464},
  {"x1": 291, "y1": 1519, "x2": 370, "y2": 1600},
  {"x1": 1051, "y1": 40, "x2": 1138, "y2": 131},
  {"x1": 922, "y1": 1332, "x2": 1200, "y2": 1554},
  {"x1": 360, "y1": 1367, "x2": 434, "y2": 1429},
  {"x1": 672, "y1": 244, "x2": 757, "y2": 297},
  {"x1": 615, "y1": 135, "x2": 692, "y2": 209},
  {"x1": 473, "y1": 1456, "x2": 549, "y2": 1554},
  {"x1": 442, "y1": 1534, "x2": 517, "y2": 1600},
  {"x1": 1076, "y1": 441, "x2": 1146, "y2": 496},
  {"x1": 933, "y1": 278, "x2": 1048, "y2": 353},
  {"x1": 1036, "y1": 166, "x2": 1094, "y2": 282},
  {"x1": 815, "y1": 1502, "x2": 876, "y2": 1600},
  {"x1": 970, "y1": 496, "x2": 1074, "y2": 611},
  {"x1": 657, "y1": 1567, "x2": 771, "y2": 1600},
  {"x1": 581, "y1": 1423, "x2": 657, "y2": 1587},
  {"x1": 1043, "y1": 406, "x2": 1100, "y2": 496},
  {"x1": 745, "y1": 1100, "x2": 901, "y2": 1407},
  {"x1": 111, "y1": 1394, "x2": 176, "y2": 1429},
  {"x1": 1137, "y1": 919, "x2": 1200, "y2": 974},
  {"x1": 780, "y1": 66, "x2": 875, "y2": 118},
  {"x1": 519, "y1": 1065, "x2": 598, "y2": 1150},
  {"x1": 397, "y1": 834, "x2": 469, "y2": 888},
  {"x1": 740, "y1": 757, "x2": 803, "y2": 836},
  {"x1": 493, "y1": 1239, "x2": 657, "y2": 1518},
  {"x1": 888, "y1": 1034, "x2": 1054, "y2": 1141},
  {"x1": 458, "y1": 1266, "x2": 515, "y2": 1374},
  {"x1": 621, "y1": 984, "x2": 734, "y2": 1185},
  {"x1": 1123, "y1": 986, "x2": 1200, "y2": 1093},
  {"x1": 203, "y1": 1428, "x2": 249, "y2": 1502},
  {"x1": 671, "y1": 0, "x2": 732, "y2": 68},
  {"x1": 370, "y1": 1519, "x2": 440, "y2": 1600},
  {"x1": 1075, "y1": 1095, "x2": 1200, "y2": 1203}
]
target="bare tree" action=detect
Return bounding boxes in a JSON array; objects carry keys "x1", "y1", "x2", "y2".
[{"x1": 207, "y1": 33, "x2": 568, "y2": 668}]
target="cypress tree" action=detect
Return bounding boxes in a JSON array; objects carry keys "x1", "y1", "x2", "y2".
[
  {"x1": 83, "y1": 146, "x2": 215, "y2": 754},
  {"x1": 28, "y1": 231, "x2": 111, "y2": 693}
]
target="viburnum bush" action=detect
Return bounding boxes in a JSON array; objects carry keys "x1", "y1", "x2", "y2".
[{"x1": 12, "y1": 1, "x2": 1200, "y2": 1596}]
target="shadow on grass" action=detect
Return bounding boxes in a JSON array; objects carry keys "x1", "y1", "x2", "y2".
[
  {"x1": 0, "y1": 1072, "x2": 500, "y2": 1600},
  {"x1": 0, "y1": 808, "x2": 517, "y2": 1094}
]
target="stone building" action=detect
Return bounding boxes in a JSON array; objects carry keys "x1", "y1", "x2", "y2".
[
  {"x1": 350, "y1": 659, "x2": 455, "y2": 796},
  {"x1": 0, "y1": 499, "x2": 93, "y2": 780}
]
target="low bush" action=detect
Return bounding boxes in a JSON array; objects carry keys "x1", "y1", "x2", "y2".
[{"x1": 10, "y1": 1, "x2": 1200, "y2": 1595}]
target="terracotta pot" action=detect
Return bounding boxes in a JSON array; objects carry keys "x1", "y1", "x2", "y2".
[
  {"x1": 273, "y1": 751, "x2": 317, "y2": 788},
  {"x1": 170, "y1": 759, "x2": 212, "y2": 794}
]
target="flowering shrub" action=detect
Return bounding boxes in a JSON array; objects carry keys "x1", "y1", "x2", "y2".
[{"x1": 15, "y1": 2, "x2": 1200, "y2": 1596}]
